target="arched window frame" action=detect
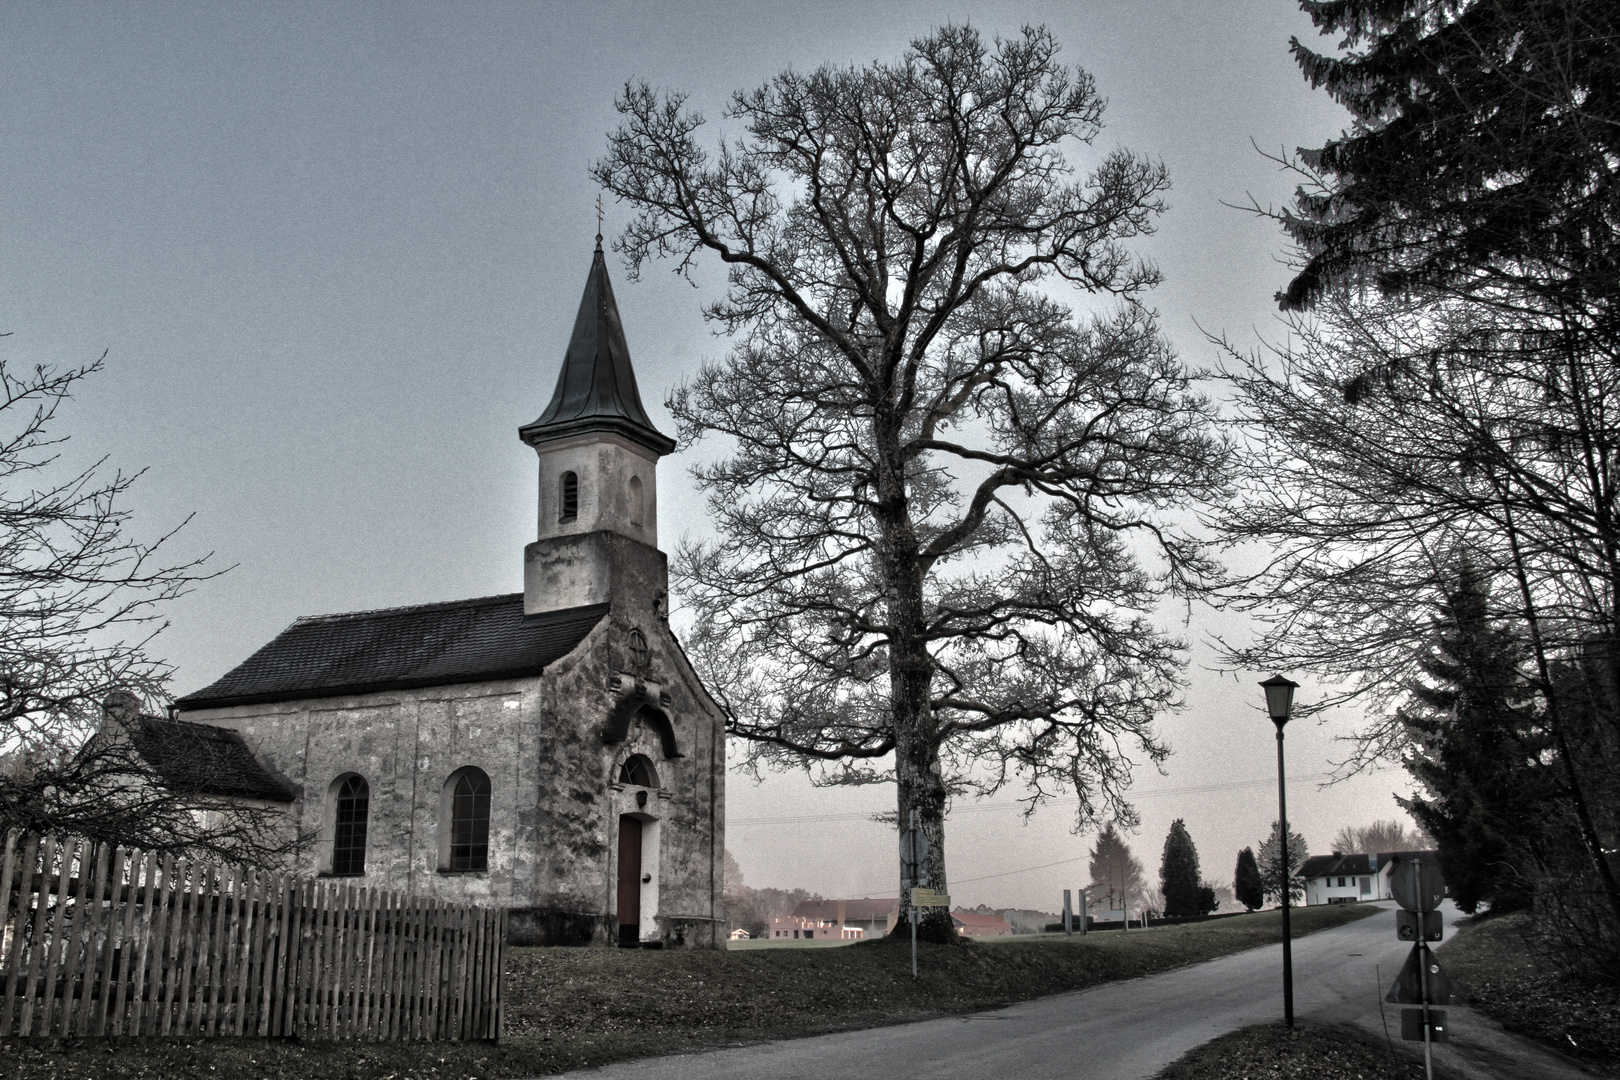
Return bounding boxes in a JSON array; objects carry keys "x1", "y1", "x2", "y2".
[
  {"x1": 439, "y1": 766, "x2": 492, "y2": 873},
  {"x1": 326, "y1": 773, "x2": 369, "y2": 877},
  {"x1": 628, "y1": 475, "x2": 644, "y2": 527},
  {"x1": 618, "y1": 753, "x2": 658, "y2": 789}
]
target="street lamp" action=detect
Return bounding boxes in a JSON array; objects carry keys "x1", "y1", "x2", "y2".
[{"x1": 1260, "y1": 674, "x2": 1299, "y2": 1029}]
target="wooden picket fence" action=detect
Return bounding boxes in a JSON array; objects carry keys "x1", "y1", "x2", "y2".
[{"x1": 0, "y1": 830, "x2": 504, "y2": 1040}]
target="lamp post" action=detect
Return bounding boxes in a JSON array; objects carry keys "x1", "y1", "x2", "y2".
[{"x1": 1260, "y1": 674, "x2": 1299, "y2": 1029}]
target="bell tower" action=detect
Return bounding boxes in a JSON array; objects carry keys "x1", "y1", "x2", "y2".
[{"x1": 519, "y1": 238, "x2": 676, "y2": 615}]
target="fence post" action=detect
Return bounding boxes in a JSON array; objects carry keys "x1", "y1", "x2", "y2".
[
  {"x1": 38, "y1": 836, "x2": 79, "y2": 1035},
  {"x1": 91, "y1": 844, "x2": 124, "y2": 1036},
  {"x1": 0, "y1": 830, "x2": 28, "y2": 1037},
  {"x1": 72, "y1": 841, "x2": 112, "y2": 1035}
]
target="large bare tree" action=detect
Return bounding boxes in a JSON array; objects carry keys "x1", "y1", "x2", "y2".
[{"x1": 595, "y1": 25, "x2": 1226, "y2": 939}]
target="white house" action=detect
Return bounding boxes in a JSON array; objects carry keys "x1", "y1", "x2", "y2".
[{"x1": 1301, "y1": 850, "x2": 1438, "y2": 905}]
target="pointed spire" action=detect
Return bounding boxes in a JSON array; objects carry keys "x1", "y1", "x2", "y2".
[{"x1": 519, "y1": 245, "x2": 677, "y2": 457}]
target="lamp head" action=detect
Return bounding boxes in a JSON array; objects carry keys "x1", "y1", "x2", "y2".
[{"x1": 1259, "y1": 674, "x2": 1299, "y2": 729}]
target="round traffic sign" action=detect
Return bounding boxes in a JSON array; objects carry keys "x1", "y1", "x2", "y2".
[{"x1": 1390, "y1": 857, "x2": 1446, "y2": 913}]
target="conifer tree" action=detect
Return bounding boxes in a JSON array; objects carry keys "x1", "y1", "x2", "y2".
[
  {"x1": 1087, "y1": 823, "x2": 1146, "y2": 915},
  {"x1": 1258, "y1": 820, "x2": 1308, "y2": 906},
  {"x1": 1398, "y1": 567, "x2": 1544, "y2": 912},
  {"x1": 1159, "y1": 819, "x2": 1204, "y2": 917},
  {"x1": 1234, "y1": 847, "x2": 1264, "y2": 911},
  {"x1": 1279, "y1": 0, "x2": 1619, "y2": 356}
]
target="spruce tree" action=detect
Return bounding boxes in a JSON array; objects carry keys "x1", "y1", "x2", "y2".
[
  {"x1": 1160, "y1": 819, "x2": 1203, "y2": 917},
  {"x1": 1258, "y1": 821, "x2": 1309, "y2": 906},
  {"x1": 1234, "y1": 847, "x2": 1264, "y2": 911},
  {"x1": 1279, "y1": 0, "x2": 1620, "y2": 354},
  {"x1": 1397, "y1": 567, "x2": 1543, "y2": 912},
  {"x1": 1087, "y1": 823, "x2": 1146, "y2": 915}
]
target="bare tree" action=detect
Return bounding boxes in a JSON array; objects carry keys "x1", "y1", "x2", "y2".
[
  {"x1": 0, "y1": 344, "x2": 294, "y2": 865},
  {"x1": 0, "y1": 349, "x2": 208, "y2": 742},
  {"x1": 1213, "y1": 290, "x2": 1620, "y2": 929},
  {"x1": 1329, "y1": 819, "x2": 1430, "y2": 856},
  {"x1": 596, "y1": 24, "x2": 1226, "y2": 941}
]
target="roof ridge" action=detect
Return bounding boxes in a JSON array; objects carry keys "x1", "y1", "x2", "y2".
[
  {"x1": 291, "y1": 591, "x2": 523, "y2": 625},
  {"x1": 140, "y1": 714, "x2": 243, "y2": 739}
]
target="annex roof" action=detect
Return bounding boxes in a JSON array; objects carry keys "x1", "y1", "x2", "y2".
[
  {"x1": 129, "y1": 716, "x2": 295, "y2": 802},
  {"x1": 518, "y1": 241, "x2": 676, "y2": 457},
  {"x1": 176, "y1": 594, "x2": 609, "y2": 709}
]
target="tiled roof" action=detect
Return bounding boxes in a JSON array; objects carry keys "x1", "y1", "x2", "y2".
[
  {"x1": 129, "y1": 716, "x2": 295, "y2": 802},
  {"x1": 1300, "y1": 853, "x2": 1377, "y2": 878},
  {"x1": 1301, "y1": 849, "x2": 1438, "y2": 879},
  {"x1": 177, "y1": 594, "x2": 608, "y2": 709},
  {"x1": 518, "y1": 243, "x2": 676, "y2": 456}
]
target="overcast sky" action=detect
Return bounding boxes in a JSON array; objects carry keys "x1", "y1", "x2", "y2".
[{"x1": 0, "y1": 1, "x2": 1420, "y2": 911}]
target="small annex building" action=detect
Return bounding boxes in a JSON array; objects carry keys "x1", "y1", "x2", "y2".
[{"x1": 169, "y1": 241, "x2": 726, "y2": 949}]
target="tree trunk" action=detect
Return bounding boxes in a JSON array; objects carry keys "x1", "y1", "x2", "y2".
[{"x1": 876, "y1": 406, "x2": 957, "y2": 945}]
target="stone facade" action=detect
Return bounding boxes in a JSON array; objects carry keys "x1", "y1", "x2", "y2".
[{"x1": 172, "y1": 242, "x2": 725, "y2": 948}]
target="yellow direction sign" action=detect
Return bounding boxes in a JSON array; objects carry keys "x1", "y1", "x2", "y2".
[{"x1": 911, "y1": 889, "x2": 950, "y2": 907}]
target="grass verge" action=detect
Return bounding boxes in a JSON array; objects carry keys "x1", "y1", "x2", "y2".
[
  {"x1": 1154, "y1": 1022, "x2": 1432, "y2": 1080},
  {"x1": 0, "y1": 902, "x2": 1378, "y2": 1080},
  {"x1": 1440, "y1": 909, "x2": 1620, "y2": 1069}
]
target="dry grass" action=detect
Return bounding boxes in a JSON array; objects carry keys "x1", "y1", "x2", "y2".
[
  {"x1": 0, "y1": 902, "x2": 1379, "y2": 1080},
  {"x1": 1440, "y1": 909, "x2": 1620, "y2": 1068}
]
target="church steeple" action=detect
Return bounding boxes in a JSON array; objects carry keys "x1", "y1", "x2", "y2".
[
  {"x1": 521, "y1": 242, "x2": 672, "y2": 619},
  {"x1": 519, "y1": 242, "x2": 676, "y2": 457}
]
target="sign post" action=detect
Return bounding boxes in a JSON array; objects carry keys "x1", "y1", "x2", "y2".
[
  {"x1": 1386, "y1": 856, "x2": 1450, "y2": 1080},
  {"x1": 900, "y1": 810, "x2": 930, "y2": 979},
  {"x1": 1080, "y1": 890, "x2": 1088, "y2": 934},
  {"x1": 1063, "y1": 889, "x2": 1073, "y2": 935}
]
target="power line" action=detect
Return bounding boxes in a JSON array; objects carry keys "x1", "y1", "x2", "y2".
[
  {"x1": 949, "y1": 855, "x2": 1090, "y2": 886},
  {"x1": 728, "y1": 769, "x2": 1351, "y2": 827}
]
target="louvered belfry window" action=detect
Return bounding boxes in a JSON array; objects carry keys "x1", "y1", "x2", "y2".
[
  {"x1": 332, "y1": 774, "x2": 369, "y2": 876},
  {"x1": 560, "y1": 471, "x2": 579, "y2": 521},
  {"x1": 449, "y1": 768, "x2": 491, "y2": 871}
]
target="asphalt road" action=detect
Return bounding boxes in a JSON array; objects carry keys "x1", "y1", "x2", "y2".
[{"x1": 545, "y1": 902, "x2": 1601, "y2": 1080}]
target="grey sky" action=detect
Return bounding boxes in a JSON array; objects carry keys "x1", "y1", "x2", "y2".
[{"x1": 1, "y1": 1, "x2": 1413, "y2": 909}]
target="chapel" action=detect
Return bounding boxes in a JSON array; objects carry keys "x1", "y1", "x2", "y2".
[{"x1": 166, "y1": 240, "x2": 727, "y2": 949}]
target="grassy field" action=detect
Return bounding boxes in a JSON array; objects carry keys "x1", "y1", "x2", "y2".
[
  {"x1": 1154, "y1": 1023, "x2": 1433, "y2": 1080},
  {"x1": 1440, "y1": 909, "x2": 1620, "y2": 1069},
  {"x1": 0, "y1": 902, "x2": 1378, "y2": 1080}
]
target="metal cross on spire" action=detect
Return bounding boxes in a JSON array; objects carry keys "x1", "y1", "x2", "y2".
[{"x1": 595, "y1": 194, "x2": 604, "y2": 250}]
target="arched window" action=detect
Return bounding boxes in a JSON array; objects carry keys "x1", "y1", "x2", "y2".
[
  {"x1": 618, "y1": 754, "x2": 657, "y2": 788},
  {"x1": 629, "y1": 475, "x2": 643, "y2": 527},
  {"x1": 560, "y1": 472, "x2": 579, "y2": 522},
  {"x1": 446, "y1": 767, "x2": 491, "y2": 872},
  {"x1": 332, "y1": 774, "x2": 369, "y2": 877}
]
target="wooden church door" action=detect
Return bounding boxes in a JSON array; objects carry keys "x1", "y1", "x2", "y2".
[{"x1": 617, "y1": 816, "x2": 642, "y2": 945}]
